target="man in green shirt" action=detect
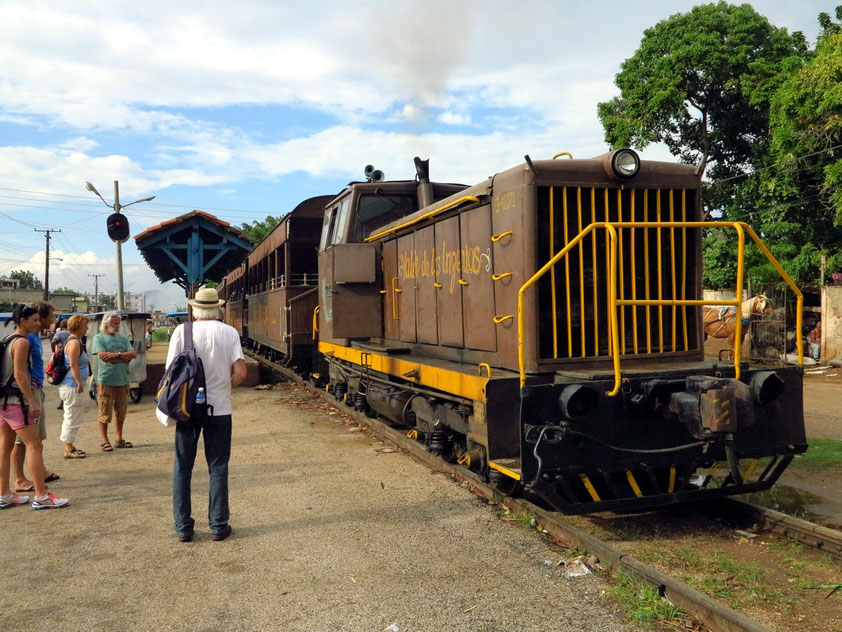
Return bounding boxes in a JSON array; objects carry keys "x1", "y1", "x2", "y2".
[{"x1": 91, "y1": 312, "x2": 137, "y2": 451}]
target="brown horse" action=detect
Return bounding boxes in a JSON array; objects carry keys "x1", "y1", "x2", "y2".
[{"x1": 703, "y1": 295, "x2": 771, "y2": 348}]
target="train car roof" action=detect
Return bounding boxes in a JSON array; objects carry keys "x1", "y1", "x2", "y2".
[{"x1": 246, "y1": 194, "x2": 335, "y2": 264}]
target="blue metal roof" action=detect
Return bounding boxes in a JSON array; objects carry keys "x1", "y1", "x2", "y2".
[{"x1": 134, "y1": 211, "x2": 252, "y2": 291}]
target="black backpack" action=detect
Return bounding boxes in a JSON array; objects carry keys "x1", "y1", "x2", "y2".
[
  {"x1": 1, "y1": 333, "x2": 25, "y2": 408},
  {"x1": 155, "y1": 322, "x2": 212, "y2": 422}
]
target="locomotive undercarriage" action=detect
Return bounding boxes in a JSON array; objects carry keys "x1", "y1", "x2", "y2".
[
  {"x1": 322, "y1": 355, "x2": 479, "y2": 465},
  {"x1": 321, "y1": 351, "x2": 807, "y2": 514}
]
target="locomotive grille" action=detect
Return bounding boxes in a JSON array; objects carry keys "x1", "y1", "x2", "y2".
[{"x1": 536, "y1": 186, "x2": 701, "y2": 360}]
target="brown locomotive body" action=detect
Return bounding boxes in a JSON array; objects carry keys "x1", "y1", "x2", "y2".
[{"x1": 227, "y1": 151, "x2": 807, "y2": 513}]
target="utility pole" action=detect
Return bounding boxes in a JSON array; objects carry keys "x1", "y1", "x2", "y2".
[
  {"x1": 34, "y1": 228, "x2": 61, "y2": 301},
  {"x1": 88, "y1": 273, "x2": 104, "y2": 309}
]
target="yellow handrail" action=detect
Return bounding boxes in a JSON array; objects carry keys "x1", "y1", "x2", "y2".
[
  {"x1": 517, "y1": 220, "x2": 803, "y2": 393},
  {"x1": 312, "y1": 306, "x2": 320, "y2": 340},
  {"x1": 364, "y1": 196, "x2": 480, "y2": 242},
  {"x1": 518, "y1": 223, "x2": 621, "y2": 394}
]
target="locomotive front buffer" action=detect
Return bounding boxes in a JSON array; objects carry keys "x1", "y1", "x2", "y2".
[{"x1": 515, "y1": 366, "x2": 806, "y2": 514}]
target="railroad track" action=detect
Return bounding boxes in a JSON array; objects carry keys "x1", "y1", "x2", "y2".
[
  {"x1": 717, "y1": 498, "x2": 842, "y2": 562},
  {"x1": 250, "y1": 350, "x2": 839, "y2": 632}
]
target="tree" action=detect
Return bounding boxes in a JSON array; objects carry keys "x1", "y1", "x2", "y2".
[
  {"x1": 758, "y1": 11, "x2": 842, "y2": 279},
  {"x1": 239, "y1": 215, "x2": 283, "y2": 244},
  {"x1": 598, "y1": 2, "x2": 813, "y2": 288},
  {"x1": 100, "y1": 294, "x2": 117, "y2": 310},
  {"x1": 597, "y1": 2, "x2": 807, "y2": 205},
  {"x1": 9, "y1": 269, "x2": 43, "y2": 290}
]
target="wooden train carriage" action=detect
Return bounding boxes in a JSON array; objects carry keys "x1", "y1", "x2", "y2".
[
  {"x1": 315, "y1": 151, "x2": 807, "y2": 513},
  {"x1": 246, "y1": 196, "x2": 333, "y2": 365},
  {"x1": 220, "y1": 262, "x2": 246, "y2": 336}
]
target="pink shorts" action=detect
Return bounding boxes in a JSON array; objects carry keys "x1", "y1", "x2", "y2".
[{"x1": 0, "y1": 404, "x2": 31, "y2": 431}]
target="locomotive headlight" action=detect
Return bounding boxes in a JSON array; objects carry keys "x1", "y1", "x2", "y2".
[{"x1": 611, "y1": 149, "x2": 640, "y2": 179}]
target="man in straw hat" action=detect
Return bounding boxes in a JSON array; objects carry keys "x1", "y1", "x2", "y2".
[{"x1": 165, "y1": 287, "x2": 246, "y2": 542}]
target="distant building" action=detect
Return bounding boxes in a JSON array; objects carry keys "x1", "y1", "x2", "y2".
[
  {"x1": 122, "y1": 291, "x2": 147, "y2": 312},
  {"x1": 0, "y1": 278, "x2": 20, "y2": 290}
]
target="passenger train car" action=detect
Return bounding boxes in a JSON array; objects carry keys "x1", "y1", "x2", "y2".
[{"x1": 223, "y1": 151, "x2": 806, "y2": 514}]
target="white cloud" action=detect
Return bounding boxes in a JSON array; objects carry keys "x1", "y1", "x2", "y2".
[
  {"x1": 438, "y1": 111, "x2": 471, "y2": 126},
  {"x1": 0, "y1": 247, "x2": 187, "y2": 312}
]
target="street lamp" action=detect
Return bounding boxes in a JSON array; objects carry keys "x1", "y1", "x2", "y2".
[{"x1": 84, "y1": 180, "x2": 155, "y2": 310}]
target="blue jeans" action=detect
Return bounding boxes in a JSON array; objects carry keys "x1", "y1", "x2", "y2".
[{"x1": 173, "y1": 414, "x2": 232, "y2": 535}]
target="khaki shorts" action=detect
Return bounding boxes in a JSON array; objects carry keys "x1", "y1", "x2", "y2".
[
  {"x1": 97, "y1": 384, "x2": 129, "y2": 425},
  {"x1": 14, "y1": 387, "x2": 46, "y2": 444}
]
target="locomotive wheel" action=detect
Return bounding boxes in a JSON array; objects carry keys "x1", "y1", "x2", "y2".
[{"x1": 489, "y1": 469, "x2": 522, "y2": 497}]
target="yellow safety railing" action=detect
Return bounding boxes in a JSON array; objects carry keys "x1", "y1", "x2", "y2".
[{"x1": 517, "y1": 221, "x2": 803, "y2": 394}]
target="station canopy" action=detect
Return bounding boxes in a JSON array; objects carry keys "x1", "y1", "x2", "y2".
[{"x1": 134, "y1": 211, "x2": 252, "y2": 294}]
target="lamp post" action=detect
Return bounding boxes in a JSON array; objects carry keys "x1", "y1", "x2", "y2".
[{"x1": 84, "y1": 181, "x2": 155, "y2": 310}]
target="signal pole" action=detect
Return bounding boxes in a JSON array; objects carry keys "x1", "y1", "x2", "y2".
[
  {"x1": 113, "y1": 182, "x2": 125, "y2": 310},
  {"x1": 84, "y1": 180, "x2": 155, "y2": 312},
  {"x1": 88, "y1": 273, "x2": 104, "y2": 309},
  {"x1": 35, "y1": 228, "x2": 61, "y2": 301}
]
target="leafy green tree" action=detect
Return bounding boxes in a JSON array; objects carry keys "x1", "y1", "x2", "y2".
[
  {"x1": 239, "y1": 215, "x2": 283, "y2": 244},
  {"x1": 598, "y1": 2, "x2": 813, "y2": 288},
  {"x1": 9, "y1": 269, "x2": 43, "y2": 290},
  {"x1": 758, "y1": 10, "x2": 842, "y2": 279},
  {"x1": 598, "y1": 2, "x2": 806, "y2": 188}
]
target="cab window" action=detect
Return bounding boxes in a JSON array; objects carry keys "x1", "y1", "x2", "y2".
[
  {"x1": 353, "y1": 194, "x2": 418, "y2": 242},
  {"x1": 330, "y1": 198, "x2": 352, "y2": 246},
  {"x1": 318, "y1": 207, "x2": 336, "y2": 251}
]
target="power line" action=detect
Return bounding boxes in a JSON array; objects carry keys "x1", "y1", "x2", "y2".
[
  {"x1": 709, "y1": 143, "x2": 842, "y2": 186},
  {"x1": 0, "y1": 185, "x2": 283, "y2": 215}
]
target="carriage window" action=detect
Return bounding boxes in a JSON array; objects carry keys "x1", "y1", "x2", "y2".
[
  {"x1": 353, "y1": 194, "x2": 418, "y2": 242},
  {"x1": 331, "y1": 198, "x2": 352, "y2": 245},
  {"x1": 319, "y1": 207, "x2": 336, "y2": 251}
]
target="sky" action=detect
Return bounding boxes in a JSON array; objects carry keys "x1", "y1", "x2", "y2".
[{"x1": 0, "y1": 0, "x2": 829, "y2": 311}]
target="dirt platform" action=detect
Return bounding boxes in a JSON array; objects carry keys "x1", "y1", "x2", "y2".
[{"x1": 3, "y1": 383, "x2": 636, "y2": 632}]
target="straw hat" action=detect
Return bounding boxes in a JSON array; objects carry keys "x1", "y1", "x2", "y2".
[{"x1": 187, "y1": 287, "x2": 226, "y2": 308}]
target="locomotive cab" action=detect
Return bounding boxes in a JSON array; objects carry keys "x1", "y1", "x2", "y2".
[{"x1": 316, "y1": 164, "x2": 468, "y2": 341}]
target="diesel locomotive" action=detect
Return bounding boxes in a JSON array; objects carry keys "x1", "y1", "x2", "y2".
[{"x1": 221, "y1": 150, "x2": 806, "y2": 514}]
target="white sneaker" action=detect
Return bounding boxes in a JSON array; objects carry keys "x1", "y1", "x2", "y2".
[
  {"x1": 31, "y1": 491, "x2": 70, "y2": 510},
  {"x1": 0, "y1": 492, "x2": 30, "y2": 508}
]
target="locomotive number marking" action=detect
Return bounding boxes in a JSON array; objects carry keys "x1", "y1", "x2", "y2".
[{"x1": 493, "y1": 192, "x2": 516, "y2": 213}]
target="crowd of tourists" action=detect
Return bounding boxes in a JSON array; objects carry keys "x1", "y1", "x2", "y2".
[
  {"x1": 2, "y1": 288, "x2": 245, "y2": 543},
  {"x1": 1, "y1": 304, "x2": 136, "y2": 510}
]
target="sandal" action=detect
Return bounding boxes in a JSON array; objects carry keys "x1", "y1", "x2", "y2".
[
  {"x1": 45, "y1": 472, "x2": 61, "y2": 483},
  {"x1": 114, "y1": 439, "x2": 133, "y2": 449},
  {"x1": 64, "y1": 449, "x2": 86, "y2": 459},
  {"x1": 101, "y1": 442, "x2": 113, "y2": 452}
]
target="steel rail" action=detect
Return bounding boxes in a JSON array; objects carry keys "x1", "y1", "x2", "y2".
[
  {"x1": 720, "y1": 498, "x2": 842, "y2": 562},
  {"x1": 250, "y1": 350, "x2": 775, "y2": 632}
]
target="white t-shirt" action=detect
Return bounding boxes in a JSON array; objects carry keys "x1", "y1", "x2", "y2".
[{"x1": 165, "y1": 320, "x2": 244, "y2": 416}]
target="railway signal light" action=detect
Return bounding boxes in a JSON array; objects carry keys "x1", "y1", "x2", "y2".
[{"x1": 107, "y1": 212, "x2": 130, "y2": 243}]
